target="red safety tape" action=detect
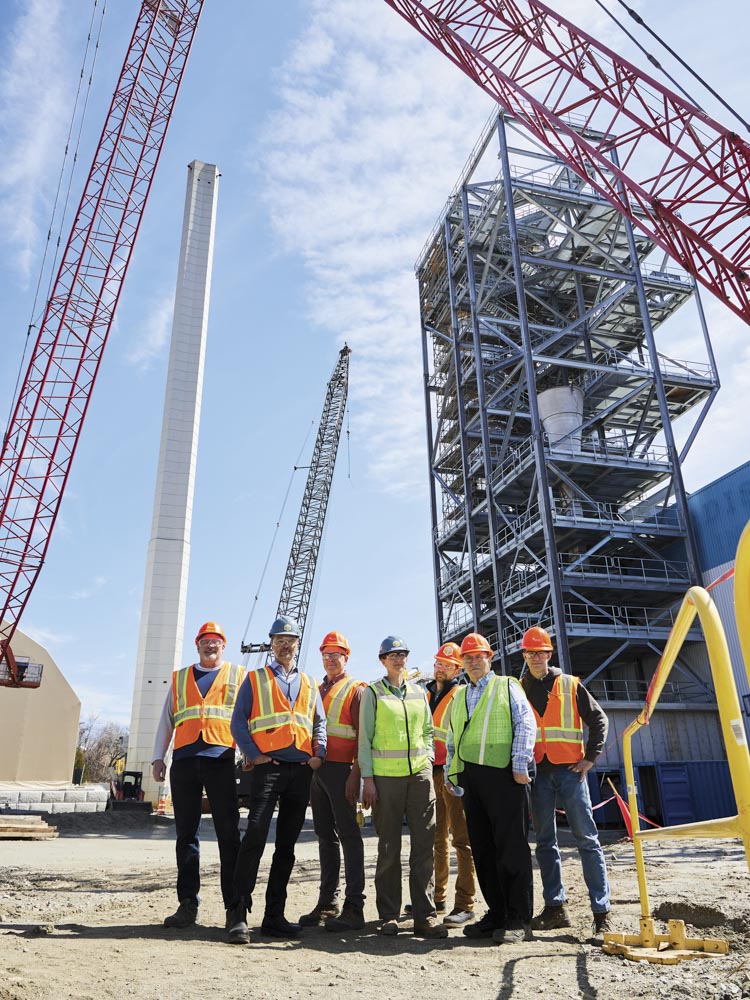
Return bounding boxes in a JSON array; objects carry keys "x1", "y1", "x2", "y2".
[
  {"x1": 707, "y1": 566, "x2": 734, "y2": 591},
  {"x1": 555, "y1": 794, "x2": 615, "y2": 816}
]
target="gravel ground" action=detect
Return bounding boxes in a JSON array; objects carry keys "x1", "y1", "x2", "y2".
[{"x1": 0, "y1": 813, "x2": 748, "y2": 1000}]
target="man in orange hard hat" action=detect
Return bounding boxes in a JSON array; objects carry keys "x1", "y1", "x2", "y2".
[
  {"x1": 446, "y1": 632, "x2": 536, "y2": 944},
  {"x1": 299, "y1": 631, "x2": 367, "y2": 932},
  {"x1": 152, "y1": 621, "x2": 244, "y2": 930},
  {"x1": 425, "y1": 641, "x2": 476, "y2": 926},
  {"x1": 519, "y1": 626, "x2": 612, "y2": 941}
]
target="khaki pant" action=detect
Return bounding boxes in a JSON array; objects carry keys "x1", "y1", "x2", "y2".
[
  {"x1": 433, "y1": 764, "x2": 476, "y2": 912},
  {"x1": 371, "y1": 767, "x2": 436, "y2": 923}
]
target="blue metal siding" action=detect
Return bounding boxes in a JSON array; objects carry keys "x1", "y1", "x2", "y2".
[
  {"x1": 688, "y1": 460, "x2": 750, "y2": 571},
  {"x1": 682, "y1": 760, "x2": 737, "y2": 821}
]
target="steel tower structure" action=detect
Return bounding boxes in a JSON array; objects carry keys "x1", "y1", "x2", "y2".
[
  {"x1": 242, "y1": 345, "x2": 351, "y2": 655},
  {"x1": 418, "y1": 110, "x2": 719, "y2": 702}
]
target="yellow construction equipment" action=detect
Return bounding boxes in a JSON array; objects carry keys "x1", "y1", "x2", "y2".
[{"x1": 603, "y1": 521, "x2": 750, "y2": 964}]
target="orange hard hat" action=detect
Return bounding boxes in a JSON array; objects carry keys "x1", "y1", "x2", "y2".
[
  {"x1": 319, "y1": 630, "x2": 350, "y2": 655},
  {"x1": 195, "y1": 621, "x2": 227, "y2": 645},
  {"x1": 520, "y1": 626, "x2": 553, "y2": 651},
  {"x1": 460, "y1": 633, "x2": 493, "y2": 657},
  {"x1": 435, "y1": 642, "x2": 462, "y2": 668}
]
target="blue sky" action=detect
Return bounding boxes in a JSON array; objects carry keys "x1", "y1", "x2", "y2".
[{"x1": 1, "y1": 0, "x2": 748, "y2": 725}]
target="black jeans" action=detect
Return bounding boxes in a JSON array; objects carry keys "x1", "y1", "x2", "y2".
[
  {"x1": 459, "y1": 761, "x2": 532, "y2": 928},
  {"x1": 310, "y1": 761, "x2": 365, "y2": 907},
  {"x1": 231, "y1": 761, "x2": 313, "y2": 919},
  {"x1": 169, "y1": 753, "x2": 241, "y2": 908}
]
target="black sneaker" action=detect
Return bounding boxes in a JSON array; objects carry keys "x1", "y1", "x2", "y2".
[
  {"x1": 463, "y1": 912, "x2": 498, "y2": 939},
  {"x1": 163, "y1": 899, "x2": 198, "y2": 929},
  {"x1": 530, "y1": 904, "x2": 572, "y2": 931}
]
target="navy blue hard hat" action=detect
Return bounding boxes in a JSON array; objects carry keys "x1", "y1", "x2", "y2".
[
  {"x1": 379, "y1": 635, "x2": 410, "y2": 657},
  {"x1": 269, "y1": 615, "x2": 301, "y2": 638}
]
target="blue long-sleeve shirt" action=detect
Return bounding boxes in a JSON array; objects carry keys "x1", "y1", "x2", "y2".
[{"x1": 231, "y1": 660, "x2": 327, "y2": 763}]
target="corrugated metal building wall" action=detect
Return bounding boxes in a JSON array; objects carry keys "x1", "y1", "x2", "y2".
[
  {"x1": 581, "y1": 463, "x2": 750, "y2": 829},
  {"x1": 688, "y1": 460, "x2": 750, "y2": 738}
]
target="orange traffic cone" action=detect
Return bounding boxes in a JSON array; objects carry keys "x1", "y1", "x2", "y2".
[{"x1": 157, "y1": 794, "x2": 167, "y2": 816}]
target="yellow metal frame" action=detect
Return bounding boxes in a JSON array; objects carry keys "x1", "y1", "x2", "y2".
[{"x1": 603, "y1": 520, "x2": 750, "y2": 963}]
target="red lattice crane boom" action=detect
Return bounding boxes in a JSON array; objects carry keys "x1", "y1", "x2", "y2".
[
  {"x1": 383, "y1": 0, "x2": 750, "y2": 324},
  {"x1": 0, "y1": 0, "x2": 204, "y2": 687}
]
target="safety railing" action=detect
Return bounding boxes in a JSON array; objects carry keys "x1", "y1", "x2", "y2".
[
  {"x1": 584, "y1": 677, "x2": 706, "y2": 705},
  {"x1": 603, "y1": 520, "x2": 750, "y2": 962}
]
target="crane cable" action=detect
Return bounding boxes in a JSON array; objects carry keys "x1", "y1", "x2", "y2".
[
  {"x1": 239, "y1": 419, "x2": 316, "y2": 658},
  {"x1": 2, "y1": 0, "x2": 108, "y2": 451},
  {"x1": 594, "y1": 0, "x2": 750, "y2": 137}
]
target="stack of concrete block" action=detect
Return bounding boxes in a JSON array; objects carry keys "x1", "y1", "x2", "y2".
[{"x1": 0, "y1": 784, "x2": 110, "y2": 814}]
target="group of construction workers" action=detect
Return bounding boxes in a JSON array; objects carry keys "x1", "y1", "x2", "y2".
[{"x1": 152, "y1": 617, "x2": 613, "y2": 945}]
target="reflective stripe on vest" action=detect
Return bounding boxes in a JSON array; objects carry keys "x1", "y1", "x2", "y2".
[
  {"x1": 370, "y1": 679, "x2": 430, "y2": 777},
  {"x1": 323, "y1": 676, "x2": 364, "y2": 764},
  {"x1": 431, "y1": 686, "x2": 458, "y2": 767},
  {"x1": 172, "y1": 661, "x2": 244, "y2": 750},
  {"x1": 248, "y1": 667, "x2": 316, "y2": 755},
  {"x1": 532, "y1": 673, "x2": 584, "y2": 765},
  {"x1": 447, "y1": 674, "x2": 514, "y2": 784}
]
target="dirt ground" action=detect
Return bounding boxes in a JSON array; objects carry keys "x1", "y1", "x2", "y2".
[{"x1": 1, "y1": 812, "x2": 749, "y2": 1000}]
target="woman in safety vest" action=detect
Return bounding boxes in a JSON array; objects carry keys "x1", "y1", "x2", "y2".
[{"x1": 359, "y1": 636, "x2": 448, "y2": 940}]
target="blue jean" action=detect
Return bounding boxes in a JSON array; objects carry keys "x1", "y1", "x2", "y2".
[{"x1": 530, "y1": 768, "x2": 610, "y2": 914}]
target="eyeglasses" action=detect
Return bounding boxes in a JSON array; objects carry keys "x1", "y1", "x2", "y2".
[
  {"x1": 386, "y1": 651, "x2": 408, "y2": 659},
  {"x1": 198, "y1": 638, "x2": 223, "y2": 646},
  {"x1": 322, "y1": 651, "x2": 345, "y2": 659},
  {"x1": 523, "y1": 651, "x2": 550, "y2": 659}
]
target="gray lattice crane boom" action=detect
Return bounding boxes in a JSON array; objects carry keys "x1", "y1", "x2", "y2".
[{"x1": 241, "y1": 345, "x2": 351, "y2": 655}]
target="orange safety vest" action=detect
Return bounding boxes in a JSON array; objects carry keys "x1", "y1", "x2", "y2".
[
  {"x1": 531, "y1": 673, "x2": 585, "y2": 765},
  {"x1": 322, "y1": 675, "x2": 365, "y2": 764},
  {"x1": 248, "y1": 667, "x2": 317, "y2": 755},
  {"x1": 172, "y1": 661, "x2": 244, "y2": 750},
  {"x1": 431, "y1": 686, "x2": 458, "y2": 766}
]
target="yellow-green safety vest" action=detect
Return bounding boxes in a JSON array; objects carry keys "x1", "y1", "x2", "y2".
[
  {"x1": 447, "y1": 673, "x2": 516, "y2": 784},
  {"x1": 370, "y1": 678, "x2": 431, "y2": 777}
]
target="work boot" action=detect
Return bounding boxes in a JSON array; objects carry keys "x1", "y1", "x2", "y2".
[
  {"x1": 226, "y1": 902, "x2": 249, "y2": 945},
  {"x1": 377, "y1": 918, "x2": 399, "y2": 936},
  {"x1": 503, "y1": 923, "x2": 534, "y2": 943},
  {"x1": 530, "y1": 904, "x2": 572, "y2": 931},
  {"x1": 163, "y1": 899, "x2": 198, "y2": 929},
  {"x1": 325, "y1": 901, "x2": 365, "y2": 932},
  {"x1": 463, "y1": 912, "x2": 498, "y2": 939},
  {"x1": 591, "y1": 911, "x2": 613, "y2": 943},
  {"x1": 261, "y1": 914, "x2": 302, "y2": 938},
  {"x1": 414, "y1": 915, "x2": 449, "y2": 939},
  {"x1": 299, "y1": 903, "x2": 340, "y2": 926}
]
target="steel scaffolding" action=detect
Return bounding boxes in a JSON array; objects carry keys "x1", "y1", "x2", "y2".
[{"x1": 418, "y1": 112, "x2": 719, "y2": 695}]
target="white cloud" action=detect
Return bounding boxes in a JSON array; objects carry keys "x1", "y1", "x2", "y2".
[
  {"x1": 0, "y1": 0, "x2": 68, "y2": 283},
  {"x1": 69, "y1": 575, "x2": 109, "y2": 601},
  {"x1": 258, "y1": 0, "x2": 492, "y2": 495},
  {"x1": 124, "y1": 293, "x2": 174, "y2": 369},
  {"x1": 22, "y1": 623, "x2": 74, "y2": 646}
]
